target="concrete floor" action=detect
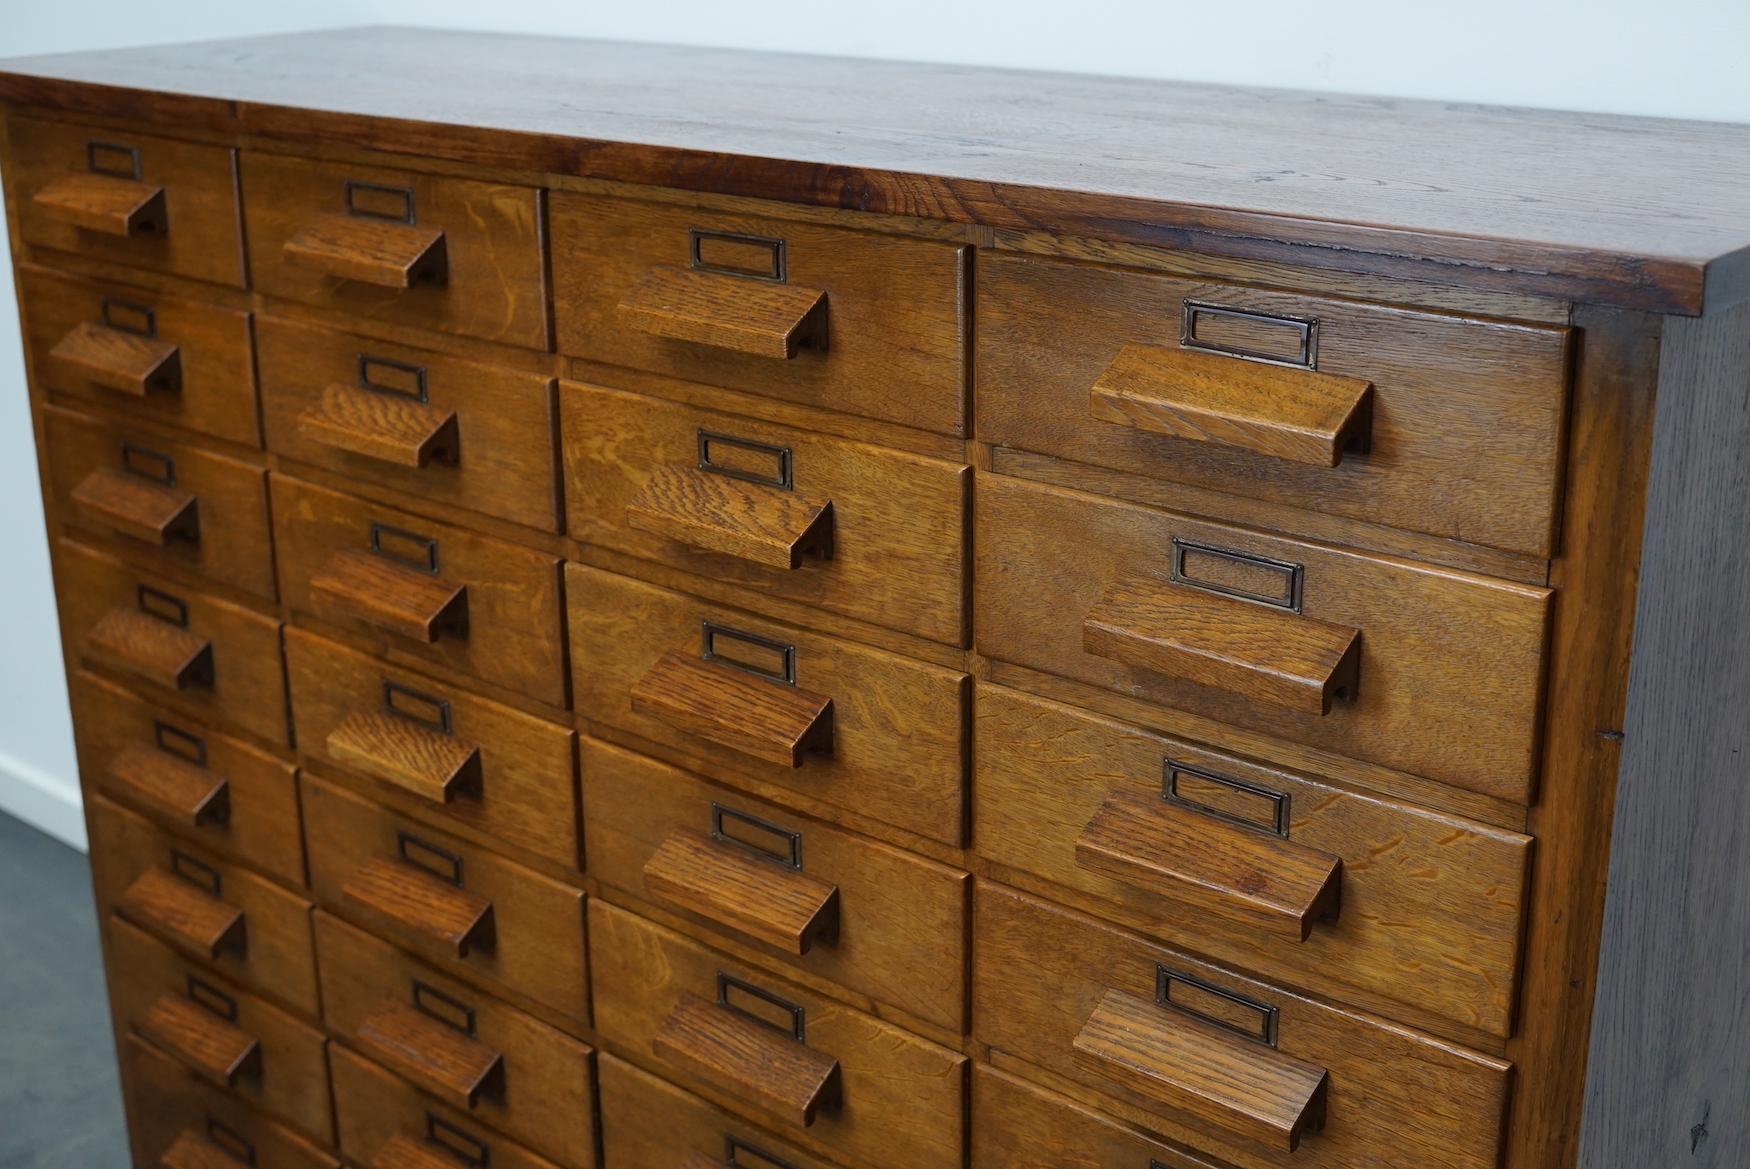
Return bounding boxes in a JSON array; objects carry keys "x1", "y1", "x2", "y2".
[{"x1": 0, "y1": 813, "x2": 128, "y2": 1168}]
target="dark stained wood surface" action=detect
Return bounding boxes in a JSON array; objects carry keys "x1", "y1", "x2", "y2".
[{"x1": 4, "y1": 27, "x2": 1750, "y2": 312}]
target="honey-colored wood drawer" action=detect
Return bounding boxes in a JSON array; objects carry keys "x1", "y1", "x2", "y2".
[
  {"x1": 121, "y1": 1037, "x2": 339, "y2": 1169},
  {"x1": 315, "y1": 911, "x2": 597, "y2": 1169},
  {"x1": 258, "y1": 316, "x2": 560, "y2": 531},
  {"x1": 977, "y1": 252, "x2": 1571, "y2": 557},
  {"x1": 560, "y1": 381, "x2": 968, "y2": 645},
  {"x1": 303, "y1": 777, "x2": 587, "y2": 1026},
  {"x1": 56, "y1": 538, "x2": 287, "y2": 746},
  {"x1": 43, "y1": 404, "x2": 274, "y2": 600},
  {"x1": 270, "y1": 475, "x2": 565, "y2": 707},
  {"x1": 568, "y1": 564, "x2": 968, "y2": 847},
  {"x1": 285, "y1": 627, "x2": 577, "y2": 871},
  {"x1": 241, "y1": 152, "x2": 548, "y2": 349},
  {"x1": 550, "y1": 192, "x2": 967, "y2": 434},
  {"x1": 975, "y1": 474, "x2": 1551, "y2": 803},
  {"x1": 330, "y1": 1045, "x2": 566, "y2": 1169},
  {"x1": 106, "y1": 915, "x2": 332, "y2": 1144},
  {"x1": 582, "y1": 737, "x2": 968, "y2": 1032},
  {"x1": 7, "y1": 116, "x2": 244, "y2": 286},
  {"x1": 71, "y1": 670, "x2": 304, "y2": 888},
  {"x1": 600, "y1": 1053, "x2": 843, "y2": 1169},
  {"x1": 19, "y1": 264, "x2": 257, "y2": 446},
  {"x1": 90, "y1": 795, "x2": 318, "y2": 1015},
  {"x1": 975, "y1": 884, "x2": 1510, "y2": 1169},
  {"x1": 974, "y1": 1065, "x2": 1227, "y2": 1169},
  {"x1": 590, "y1": 899, "x2": 966, "y2": 1169},
  {"x1": 975, "y1": 683, "x2": 1530, "y2": 1042}
]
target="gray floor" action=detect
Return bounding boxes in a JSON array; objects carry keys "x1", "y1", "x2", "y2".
[{"x1": 0, "y1": 813, "x2": 128, "y2": 1168}]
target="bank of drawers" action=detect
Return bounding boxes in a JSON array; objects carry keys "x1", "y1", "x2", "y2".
[{"x1": 13, "y1": 113, "x2": 1569, "y2": 1169}]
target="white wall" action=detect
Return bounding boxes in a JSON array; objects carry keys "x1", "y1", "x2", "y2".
[{"x1": 3, "y1": 1, "x2": 1748, "y2": 848}]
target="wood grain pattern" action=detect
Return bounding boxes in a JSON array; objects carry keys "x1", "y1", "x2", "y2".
[
  {"x1": 599, "y1": 1054, "x2": 843, "y2": 1169},
  {"x1": 326, "y1": 709, "x2": 482, "y2": 805},
  {"x1": 70, "y1": 465, "x2": 197, "y2": 545},
  {"x1": 626, "y1": 464, "x2": 833, "y2": 570},
  {"x1": 160, "y1": 1130, "x2": 249, "y2": 1169},
  {"x1": 618, "y1": 264, "x2": 828, "y2": 358},
  {"x1": 84, "y1": 605, "x2": 212, "y2": 691},
  {"x1": 354, "y1": 999, "x2": 506, "y2": 1110},
  {"x1": 297, "y1": 383, "x2": 458, "y2": 469},
  {"x1": 138, "y1": 992, "x2": 262, "y2": 1087},
  {"x1": 653, "y1": 992, "x2": 844, "y2": 1128},
  {"x1": 642, "y1": 830, "x2": 840, "y2": 956},
  {"x1": 973, "y1": 1066, "x2": 1230, "y2": 1169},
  {"x1": 31, "y1": 170, "x2": 165, "y2": 235},
  {"x1": 631, "y1": 650, "x2": 834, "y2": 769},
  {"x1": 49, "y1": 319, "x2": 179, "y2": 396},
  {"x1": 340, "y1": 854, "x2": 497, "y2": 960},
  {"x1": 116, "y1": 863, "x2": 246, "y2": 961},
  {"x1": 309, "y1": 548, "x2": 469, "y2": 645},
  {"x1": 281, "y1": 215, "x2": 446, "y2": 288}
]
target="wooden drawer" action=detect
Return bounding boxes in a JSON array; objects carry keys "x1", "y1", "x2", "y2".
[
  {"x1": 271, "y1": 475, "x2": 565, "y2": 707},
  {"x1": 90, "y1": 795, "x2": 318, "y2": 1015},
  {"x1": 568, "y1": 565, "x2": 968, "y2": 847},
  {"x1": 106, "y1": 915, "x2": 332, "y2": 1144},
  {"x1": 285, "y1": 627, "x2": 578, "y2": 870},
  {"x1": 550, "y1": 192, "x2": 967, "y2": 434},
  {"x1": 590, "y1": 900, "x2": 966, "y2": 1169},
  {"x1": 241, "y1": 152, "x2": 548, "y2": 349},
  {"x1": 56, "y1": 538, "x2": 287, "y2": 746},
  {"x1": 258, "y1": 316, "x2": 560, "y2": 531},
  {"x1": 974, "y1": 884, "x2": 1509, "y2": 1169},
  {"x1": 974, "y1": 1066, "x2": 1227, "y2": 1169},
  {"x1": 975, "y1": 684, "x2": 1531, "y2": 1041},
  {"x1": 7, "y1": 115, "x2": 244, "y2": 286},
  {"x1": 315, "y1": 912, "x2": 597, "y2": 1169},
  {"x1": 121, "y1": 1037, "x2": 339, "y2": 1169},
  {"x1": 975, "y1": 474, "x2": 1551, "y2": 803},
  {"x1": 330, "y1": 1045, "x2": 565, "y2": 1169},
  {"x1": 977, "y1": 252, "x2": 1571, "y2": 556},
  {"x1": 19, "y1": 264, "x2": 257, "y2": 446},
  {"x1": 303, "y1": 777, "x2": 588, "y2": 1026},
  {"x1": 600, "y1": 1054, "x2": 841, "y2": 1169},
  {"x1": 582, "y1": 737, "x2": 968, "y2": 1032},
  {"x1": 43, "y1": 404, "x2": 274, "y2": 600},
  {"x1": 560, "y1": 381, "x2": 968, "y2": 645}
]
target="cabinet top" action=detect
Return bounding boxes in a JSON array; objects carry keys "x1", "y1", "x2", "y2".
[{"x1": 4, "y1": 25, "x2": 1749, "y2": 315}]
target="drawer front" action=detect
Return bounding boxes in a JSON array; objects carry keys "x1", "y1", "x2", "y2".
[
  {"x1": 258, "y1": 316, "x2": 560, "y2": 531},
  {"x1": 106, "y1": 915, "x2": 332, "y2": 1144},
  {"x1": 285, "y1": 627, "x2": 578, "y2": 869},
  {"x1": 600, "y1": 1054, "x2": 842, "y2": 1169},
  {"x1": 315, "y1": 911, "x2": 597, "y2": 1169},
  {"x1": 550, "y1": 193, "x2": 967, "y2": 435},
  {"x1": 43, "y1": 404, "x2": 274, "y2": 600},
  {"x1": 974, "y1": 1066, "x2": 1227, "y2": 1169},
  {"x1": 975, "y1": 684, "x2": 1530, "y2": 1040},
  {"x1": 590, "y1": 900, "x2": 966, "y2": 1169},
  {"x1": 8, "y1": 116, "x2": 244, "y2": 286},
  {"x1": 271, "y1": 475, "x2": 565, "y2": 706},
  {"x1": 568, "y1": 565, "x2": 968, "y2": 847},
  {"x1": 121, "y1": 1037, "x2": 339, "y2": 1169},
  {"x1": 974, "y1": 884, "x2": 1509, "y2": 1169},
  {"x1": 72, "y1": 671, "x2": 304, "y2": 887},
  {"x1": 977, "y1": 252, "x2": 1571, "y2": 556},
  {"x1": 582, "y1": 737, "x2": 969, "y2": 1031},
  {"x1": 19, "y1": 264, "x2": 257, "y2": 446},
  {"x1": 241, "y1": 152, "x2": 548, "y2": 349},
  {"x1": 303, "y1": 777, "x2": 588, "y2": 1025},
  {"x1": 56, "y1": 538, "x2": 287, "y2": 745},
  {"x1": 90, "y1": 796, "x2": 318, "y2": 1014},
  {"x1": 560, "y1": 382, "x2": 969, "y2": 645},
  {"x1": 975, "y1": 475, "x2": 1551, "y2": 802},
  {"x1": 330, "y1": 1046, "x2": 564, "y2": 1169}
]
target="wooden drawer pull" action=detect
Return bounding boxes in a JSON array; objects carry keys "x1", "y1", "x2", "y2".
[
  {"x1": 119, "y1": 865, "x2": 246, "y2": 960},
  {"x1": 1084, "y1": 578, "x2": 1361, "y2": 716},
  {"x1": 631, "y1": 651, "x2": 833, "y2": 768},
  {"x1": 106, "y1": 744, "x2": 230, "y2": 829},
  {"x1": 1076, "y1": 789, "x2": 1341, "y2": 941},
  {"x1": 86, "y1": 606, "x2": 214, "y2": 692},
  {"x1": 33, "y1": 172, "x2": 167, "y2": 236},
  {"x1": 309, "y1": 549, "x2": 468, "y2": 643},
  {"x1": 619, "y1": 265, "x2": 828, "y2": 359},
  {"x1": 1090, "y1": 343, "x2": 1373, "y2": 468},
  {"x1": 341, "y1": 854, "x2": 496, "y2": 958},
  {"x1": 643, "y1": 830, "x2": 840, "y2": 955},
  {"x1": 1073, "y1": 988, "x2": 1327, "y2": 1153},
  {"x1": 50, "y1": 321, "x2": 181, "y2": 397},
  {"x1": 298, "y1": 383, "x2": 460, "y2": 469},
  {"x1": 160, "y1": 1127, "x2": 251, "y2": 1169},
  {"x1": 652, "y1": 992, "x2": 842, "y2": 1127},
  {"x1": 355, "y1": 1000, "x2": 505, "y2": 1110},
  {"x1": 283, "y1": 215, "x2": 448, "y2": 288},
  {"x1": 326, "y1": 709, "x2": 482, "y2": 805},
  {"x1": 71, "y1": 467, "x2": 198, "y2": 546},
  {"x1": 627, "y1": 466, "x2": 833, "y2": 570},
  {"x1": 372, "y1": 1130, "x2": 474, "y2": 1169},
  {"x1": 138, "y1": 992, "x2": 261, "y2": 1087}
]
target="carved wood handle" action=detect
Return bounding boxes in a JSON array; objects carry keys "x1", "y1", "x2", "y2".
[
  {"x1": 1089, "y1": 343, "x2": 1373, "y2": 468},
  {"x1": 105, "y1": 744, "x2": 230, "y2": 830},
  {"x1": 33, "y1": 172, "x2": 167, "y2": 236},
  {"x1": 71, "y1": 467, "x2": 199, "y2": 546},
  {"x1": 630, "y1": 651, "x2": 833, "y2": 768},
  {"x1": 50, "y1": 321, "x2": 181, "y2": 397},
  {"x1": 618, "y1": 265, "x2": 828, "y2": 359},
  {"x1": 283, "y1": 216, "x2": 447, "y2": 288},
  {"x1": 1083, "y1": 578, "x2": 1361, "y2": 716},
  {"x1": 137, "y1": 991, "x2": 261, "y2": 1087},
  {"x1": 308, "y1": 549, "x2": 468, "y2": 644},
  {"x1": 626, "y1": 465, "x2": 833, "y2": 570},
  {"x1": 326, "y1": 709, "x2": 482, "y2": 805},
  {"x1": 298, "y1": 383, "x2": 459, "y2": 469},
  {"x1": 340, "y1": 854, "x2": 496, "y2": 958},
  {"x1": 160, "y1": 1127, "x2": 254, "y2": 1169},
  {"x1": 652, "y1": 992, "x2": 842, "y2": 1127},
  {"x1": 85, "y1": 606, "x2": 214, "y2": 692},
  {"x1": 354, "y1": 999, "x2": 505, "y2": 1110},
  {"x1": 643, "y1": 829, "x2": 840, "y2": 955},
  {"x1": 119, "y1": 865, "x2": 247, "y2": 961}
]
